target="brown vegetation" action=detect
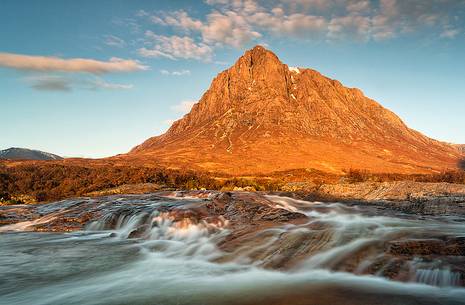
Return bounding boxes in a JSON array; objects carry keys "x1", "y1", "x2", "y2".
[
  {"x1": 1, "y1": 159, "x2": 464, "y2": 205},
  {"x1": 345, "y1": 169, "x2": 465, "y2": 184},
  {"x1": 0, "y1": 161, "x2": 286, "y2": 204}
]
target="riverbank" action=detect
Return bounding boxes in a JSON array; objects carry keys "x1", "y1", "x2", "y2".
[
  {"x1": 281, "y1": 181, "x2": 465, "y2": 215},
  {"x1": 2, "y1": 159, "x2": 465, "y2": 205}
]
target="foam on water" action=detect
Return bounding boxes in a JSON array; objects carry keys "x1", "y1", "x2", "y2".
[
  {"x1": 3, "y1": 243, "x2": 465, "y2": 305},
  {"x1": 416, "y1": 268, "x2": 462, "y2": 287},
  {"x1": 2, "y1": 194, "x2": 465, "y2": 305},
  {"x1": 85, "y1": 209, "x2": 229, "y2": 261}
]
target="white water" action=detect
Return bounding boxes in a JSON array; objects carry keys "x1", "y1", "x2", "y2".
[
  {"x1": 1, "y1": 194, "x2": 465, "y2": 305},
  {"x1": 415, "y1": 268, "x2": 462, "y2": 287}
]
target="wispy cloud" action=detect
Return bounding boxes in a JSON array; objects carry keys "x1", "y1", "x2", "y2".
[
  {"x1": 24, "y1": 75, "x2": 134, "y2": 92},
  {"x1": 135, "y1": 0, "x2": 464, "y2": 60},
  {"x1": 104, "y1": 35, "x2": 127, "y2": 48},
  {"x1": 28, "y1": 75, "x2": 73, "y2": 92},
  {"x1": 160, "y1": 69, "x2": 191, "y2": 76},
  {"x1": 138, "y1": 32, "x2": 213, "y2": 61},
  {"x1": 163, "y1": 118, "x2": 177, "y2": 126},
  {"x1": 440, "y1": 28, "x2": 460, "y2": 39},
  {"x1": 90, "y1": 78, "x2": 133, "y2": 90},
  {"x1": 0, "y1": 53, "x2": 148, "y2": 74},
  {"x1": 170, "y1": 100, "x2": 197, "y2": 113},
  {"x1": 164, "y1": 99, "x2": 197, "y2": 127}
]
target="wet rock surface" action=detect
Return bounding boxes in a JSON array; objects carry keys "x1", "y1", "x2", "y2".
[
  {"x1": 273, "y1": 181, "x2": 465, "y2": 216},
  {"x1": 0, "y1": 191, "x2": 306, "y2": 233},
  {"x1": 1, "y1": 190, "x2": 465, "y2": 296}
]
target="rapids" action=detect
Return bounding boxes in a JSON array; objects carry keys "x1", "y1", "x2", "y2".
[{"x1": 1, "y1": 192, "x2": 465, "y2": 305}]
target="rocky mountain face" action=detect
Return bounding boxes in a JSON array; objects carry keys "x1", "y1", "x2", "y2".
[
  {"x1": 0, "y1": 147, "x2": 63, "y2": 161},
  {"x1": 127, "y1": 46, "x2": 461, "y2": 175},
  {"x1": 455, "y1": 145, "x2": 465, "y2": 154}
]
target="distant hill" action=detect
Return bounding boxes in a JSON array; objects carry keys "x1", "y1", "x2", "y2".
[
  {"x1": 0, "y1": 147, "x2": 63, "y2": 161},
  {"x1": 125, "y1": 45, "x2": 461, "y2": 175}
]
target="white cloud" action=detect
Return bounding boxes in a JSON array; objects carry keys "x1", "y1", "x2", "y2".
[
  {"x1": 277, "y1": 0, "x2": 332, "y2": 11},
  {"x1": 90, "y1": 78, "x2": 133, "y2": 90},
  {"x1": 201, "y1": 11, "x2": 262, "y2": 47},
  {"x1": 370, "y1": 0, "x2": 462, "y2": 40},
  {"x1": 250, "y1": 11, "x2": 327, "y2": 37},
  {"x1": 328, "y1": 15, "x2": 371, "y2": 41},
  {"x1": 164, "y1": 118, "x2": 177, "y2": 126},
  {"x1": 149, "y1": 9, "x2": 262, "y2": 48},
  {"x1": 440, "y1": 28, "x2": 460, "y2": 39},
  {"x1": 205, "y1": 0, "x2": 229, "y2": 5},
  {"x1": 139, "y1": 32, "x2": 213, "y2": 61},
  {"x1": 170, "y1": 100, "x2": 197, "y2": 113},
  {"x1": 104, "y1": 35, "x2": 127, "y2": 48},
  {"x1": 160, "y1": 69, "x2": 191, "y2": 76},
  {"x1": 136, "y1": 10, "x2": 149, "y2": 17},
  {"x1": 347, "y1": 1, "x2": 371, "y2": 14},
  {"x1": 0, "y1": 53, "x2": 147, "y2": 74},
  {"x1": 153, "y1": 10, "x2": 203, "y2": 31},
  {"x1": 135, "y1": 0, "x2": 464, "y2": 61}
]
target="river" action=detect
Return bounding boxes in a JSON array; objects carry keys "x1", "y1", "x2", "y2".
[{"x1": 1, "y1": 192, "x2": 464, "y2": 305}]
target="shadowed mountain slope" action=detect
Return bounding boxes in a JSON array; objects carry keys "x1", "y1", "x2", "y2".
[{"x1": 0, "y1": 147, "x2": 63, "y2": 161}]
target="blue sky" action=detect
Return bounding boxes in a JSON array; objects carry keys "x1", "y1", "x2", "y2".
[{"x1": 1, "y1": 0, "x2": 464, "y2": 157}]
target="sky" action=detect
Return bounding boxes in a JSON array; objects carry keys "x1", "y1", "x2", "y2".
[{"x1": 1, "y1": 0, "x2": 465, "y2": 158}]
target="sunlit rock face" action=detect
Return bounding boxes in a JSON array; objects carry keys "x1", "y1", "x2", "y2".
[
  {"x1": 125, "y1": 46, "x2": 461, "y2": 175},
  {"x1": 1, "y1": 191, "x2": 465, "y2": 305}
]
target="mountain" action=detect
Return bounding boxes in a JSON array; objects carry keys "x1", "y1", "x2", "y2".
[
  {"x1": 455, "y1": 145, "x2": 465, "y2": 154},
  {"x1": 0, "y1": 147, "x2": 63, "y2": 161},
  {"x1": 126, "y1": 45, "x2": 461, "y2": 175}
]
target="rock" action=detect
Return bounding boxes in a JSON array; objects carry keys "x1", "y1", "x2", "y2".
[
  {"x1": 387, "y1": 237, "x2": 465, "y2": 256},
  {"x1": 85, "y1": 183, "x2": 162, "y2": 197},
  {"x1": 2, "y1": 191, "x2": 465, "y2": 287},
  {"x1": 312, "y1": 181, "x2": 465, "y2": 215},
  {"x1": 124, "y1": 45, "x2": 461, "y2": 175},
  {"x1": 388, "y1": 239, "x2": 446, "y2": 256}
]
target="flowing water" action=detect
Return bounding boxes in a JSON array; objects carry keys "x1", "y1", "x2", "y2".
[{"x1": 1, "y1": 193, "x2": 465, "y2": 305}]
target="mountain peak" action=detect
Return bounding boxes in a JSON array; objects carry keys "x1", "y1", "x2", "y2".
[
  {"x1": 229, "y1": 44, "x2": 287, "y2": 89},
  {"x1": 0, "y1": 147, "x2": 63, "y2": 161},
  {"x1": 250, "y1": 44, "x2": 267, "y2": 52},
  {"x1": 242, "y1": 45, "x2": 281, "y2": 63},
  {"x1": 127, "y1": 47, "x2": 461, "y2": 175}
]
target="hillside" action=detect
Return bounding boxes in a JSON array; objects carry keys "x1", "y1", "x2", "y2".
[{"x1": 0, "y1": 147, "x2": 63, "y2": 161}]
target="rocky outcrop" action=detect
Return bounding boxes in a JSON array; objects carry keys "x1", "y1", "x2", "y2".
[
  {"x1": 388, "y1": 238, "x2": 465, "y2": 256},
  {"x1": 316, "y1": 181, "x2": 465, "y2": 202},
  {"x1": 291, "y1": 181, "x2": 465, "y2": 215},
  {"x1": 0, "y1": 191, "x2": 306, "y2": 232},
  {"x1": 2, "y1": 191, "x2": 464, "y2": 287},
  {"x1": 125, "y1": 45, "x2": 461, "y2": 175},
  {"x1": 454, "y1": 144, "x2": 465, "y2": 154}
]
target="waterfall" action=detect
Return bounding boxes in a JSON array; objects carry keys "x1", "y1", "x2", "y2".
[
  {"x1": 85, "y1": 208, "x2": 229, "y2": 261},
  {"x1": 415, "y1": 268, "x2": 462, "y2": 287}
]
